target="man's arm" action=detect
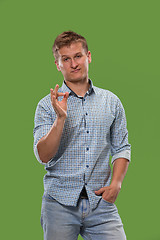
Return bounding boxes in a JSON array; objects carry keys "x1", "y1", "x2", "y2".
[
  {"x1": 95, "y1": 96, "x2": 131, "y2": 203},
  {"x1": 95, "y1": 158, "x2": 129, "y2": 203},
  {"x1": 36, "y1": 84, "x2": 69, "y2": 163}
]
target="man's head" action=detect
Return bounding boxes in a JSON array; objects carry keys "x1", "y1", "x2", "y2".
[
  {"x1": 52, "y1": 31, "x2": 91, "y2": 84},
  {"x1": 52, "y1": 31, "x2": 88, "y2": 62}
]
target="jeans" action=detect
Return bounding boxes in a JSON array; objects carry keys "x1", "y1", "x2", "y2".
[{"x1": 41, "y1": 194, "x2": 126, "y2": 240}]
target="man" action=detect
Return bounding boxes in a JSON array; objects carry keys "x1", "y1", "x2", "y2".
[{"x1": 33, "y1": 31, "x2": 131, "y2": 240}]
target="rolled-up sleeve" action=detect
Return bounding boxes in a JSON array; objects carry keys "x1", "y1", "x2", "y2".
[
  {"x1": 33, "y1": 98, "x2": 55, "y2": 164},
  {"x1": 110, "y1": 97, "x2": 131, "y2": 164}
]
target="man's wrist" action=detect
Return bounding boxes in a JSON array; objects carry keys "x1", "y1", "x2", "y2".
[
  {"x1": 56, "y1": 115, "x2": 67, "y2": 122},
  {"x1": 110, "y1": 180, "x2": 122, "y2": 190},
  {"x1": 53, "y1": 116, "x2": 66, "y2": 130}
]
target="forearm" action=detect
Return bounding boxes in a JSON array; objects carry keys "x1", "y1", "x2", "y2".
[
  {"x1": 37, "y1": 116, "x2": 66, "y2": 163},
  {"x1": 111, "y1": 158, "x2": 130, "y2": 188}
]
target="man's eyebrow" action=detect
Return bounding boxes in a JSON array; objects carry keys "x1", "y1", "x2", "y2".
[
  {"x1": 75, "y1": 52, "x2": 82, "y2": 55},
  {"x1": 62, "y1": 55, "x2": 69, "y2": 58},
  {"x1": 61, "y1": 52, "x2": 82, "y2": 58}
]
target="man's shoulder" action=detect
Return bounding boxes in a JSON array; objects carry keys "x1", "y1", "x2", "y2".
[
  {"x1": 93, "y1": 85, "x2": 119, "y2": 101},
  {"x1": 37, "y1": 93, "x2": 51, "y2": 109}
]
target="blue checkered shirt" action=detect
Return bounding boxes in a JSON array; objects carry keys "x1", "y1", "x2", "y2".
[{"x1": 33, "y1": 79, "x2": 131, "y2": 210}]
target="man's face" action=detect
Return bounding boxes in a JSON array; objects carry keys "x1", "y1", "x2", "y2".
[{"x1": 55, "y1": 42, "x2": 91, "y2": 83}]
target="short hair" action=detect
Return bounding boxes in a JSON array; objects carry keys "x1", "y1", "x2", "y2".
[{"x1": 52, "y1": 31, "x2": 88, "y2": 62}]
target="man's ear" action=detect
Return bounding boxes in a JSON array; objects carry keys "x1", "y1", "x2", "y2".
[
  {"x1": 55, "y1": 60, "x2": 61, "y2": 72},
  {"x1": 87, "y1": 51, "x2": 91, "y2": 64}
]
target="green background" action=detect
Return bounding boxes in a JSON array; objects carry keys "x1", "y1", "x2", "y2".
[{"x1": 0, "y1": 0, "x2": 160, "y2": 239}]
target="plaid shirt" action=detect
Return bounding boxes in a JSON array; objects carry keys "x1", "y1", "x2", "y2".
[{"x1": 33, "y1": 79, "x2": 131, "y2": 210}]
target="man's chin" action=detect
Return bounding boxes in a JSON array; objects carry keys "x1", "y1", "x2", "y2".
[
  {"x1": 65, "y1": 78, "x2": 83, "y2": 83},
  {"x1": 65, "y1": 75, "x2": 87, "y2": 83}
]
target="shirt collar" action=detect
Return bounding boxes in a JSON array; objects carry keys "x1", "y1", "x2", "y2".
[{"x1": 61, "y1": 79, "x2": 95, "y2": 97}]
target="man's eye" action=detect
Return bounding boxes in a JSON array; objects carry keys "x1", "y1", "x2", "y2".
[
  {"x1": 76, "y1": 55, "x2": 81, "y2": 58},
  {"x1": 64, "y1": 58, "x2": 69, "y2": 61}
]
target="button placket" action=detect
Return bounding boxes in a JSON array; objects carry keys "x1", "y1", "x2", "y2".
[{"x1": 83, "y1": 99, "x2": 90, "y2": 184}]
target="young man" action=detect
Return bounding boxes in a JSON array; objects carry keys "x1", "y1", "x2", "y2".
[{"x1": 33, "y1": 31, "x2": 131, "y2": 240}]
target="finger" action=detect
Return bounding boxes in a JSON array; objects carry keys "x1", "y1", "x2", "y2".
[
  {"x1": 51, "y1": 88, "x2": 65, "y2": 99},
  {"x1": 50, "y1": 88, "x2": 54, "y2": 100},
  {"x1": 50, "y1": 90, "x2": 58, "y2": 107},
  {"x1": 57, "y1": 92, "x2": 66, "y2": 97},
  {"x1": 50, "y1": 88, "x2": 54, "y2": 93},
  {"x1": 95, "y1": 188, "x2": 105, "y2": 195},
  {"x1": 51, "y1": 95, "x2": 60, "y2": 114},
  {"x1": 54, "y1": 84, "x2": 59, "y2": 98},
  {"x1": 65, "y1": 92, "x2": 69, "y2": 99},
  {"x1": 52, "y1": 96, "x2": 58, "y2": 110},
  {"x1": 62, "y1": 92, "x2": 69, "y2": 102}
]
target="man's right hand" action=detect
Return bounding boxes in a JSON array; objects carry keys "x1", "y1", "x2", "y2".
[
  {"x1": 50, "y1": 84, "x2": 69, "y2": 119},
  {"x1": 36, "y1": 84, "x2": 69, "y2": 163}
]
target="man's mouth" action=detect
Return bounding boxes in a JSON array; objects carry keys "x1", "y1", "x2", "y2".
[{"x1": 71, "y1": 69, "x2": 80, "y2": 73}]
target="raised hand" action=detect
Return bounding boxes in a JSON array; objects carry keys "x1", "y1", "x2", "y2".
[{"x1": 50, "y1": 84, "x2": 69, "y2": 119}]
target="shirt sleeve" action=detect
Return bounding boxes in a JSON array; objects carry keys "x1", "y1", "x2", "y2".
[
  {"x1": 33, "y1": 99, "x2": 55, "y2": 164},
  {"x1": 110, "y1": 97, "x2": 131, "y2": 164}
]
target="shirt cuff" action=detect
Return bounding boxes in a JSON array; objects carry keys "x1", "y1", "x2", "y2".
[
  {"x1": 34, "y1": 144, "x2": 46, "y2": 165},
  {"x1": 111, "y1": 149, "x2": 131, "y2": 164}
]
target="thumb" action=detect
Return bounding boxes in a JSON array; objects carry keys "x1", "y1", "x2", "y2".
[
  {"x1": 95, "y1": 187, "x2": 105, "y2": 196},
  {"x1": 64, "y1": 92, "x2": 69, "y2": 100},
  {"x1": 61, "y1": 92, "x2": 69, "y2": 103}
]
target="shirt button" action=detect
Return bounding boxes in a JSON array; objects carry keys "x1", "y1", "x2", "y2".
[
  {"x1": 86, "y1": 147, "x2": 89, "y2": 151},
  {"x1": 83, "y1": 98, "x2": 85, "y2": 101},
  {"x1": 87, "y1": 130, "x2": 89, "y2": 133},
  {"x1": 85, "y1": 183, "x2": 87, "y2": 185},
  {"x1": 86, "y1": 112, "x2": 88, "y2": 115},
  {"x1": 86, "y1": 165, "x2": 89, "y2": 168}
]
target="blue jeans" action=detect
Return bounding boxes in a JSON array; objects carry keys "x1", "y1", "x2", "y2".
[{"x1": 41, "y1": 194, "x2": 126, "y2": 240}]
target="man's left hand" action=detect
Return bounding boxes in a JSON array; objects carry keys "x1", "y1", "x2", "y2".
[{"x1": 95, "y1": 182, "x2": 121, "y2": 203}]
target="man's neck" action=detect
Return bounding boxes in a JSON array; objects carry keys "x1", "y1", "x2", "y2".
[{"x1": 65, "y1": 78, "x2": 90, "y2": 97}]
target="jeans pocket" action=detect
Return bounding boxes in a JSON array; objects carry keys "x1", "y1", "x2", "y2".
[{"x1": 101, "y1": 197, "x2": 114, "y2": 205}]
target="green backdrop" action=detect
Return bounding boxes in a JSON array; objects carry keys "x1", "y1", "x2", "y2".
[{"x1": 1, "y1": 0, "x2": 160, "y2": 239}]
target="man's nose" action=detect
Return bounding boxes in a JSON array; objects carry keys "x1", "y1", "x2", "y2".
[{"x1": 71, "y1": 58, "x2": 78, "y2": 68}]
